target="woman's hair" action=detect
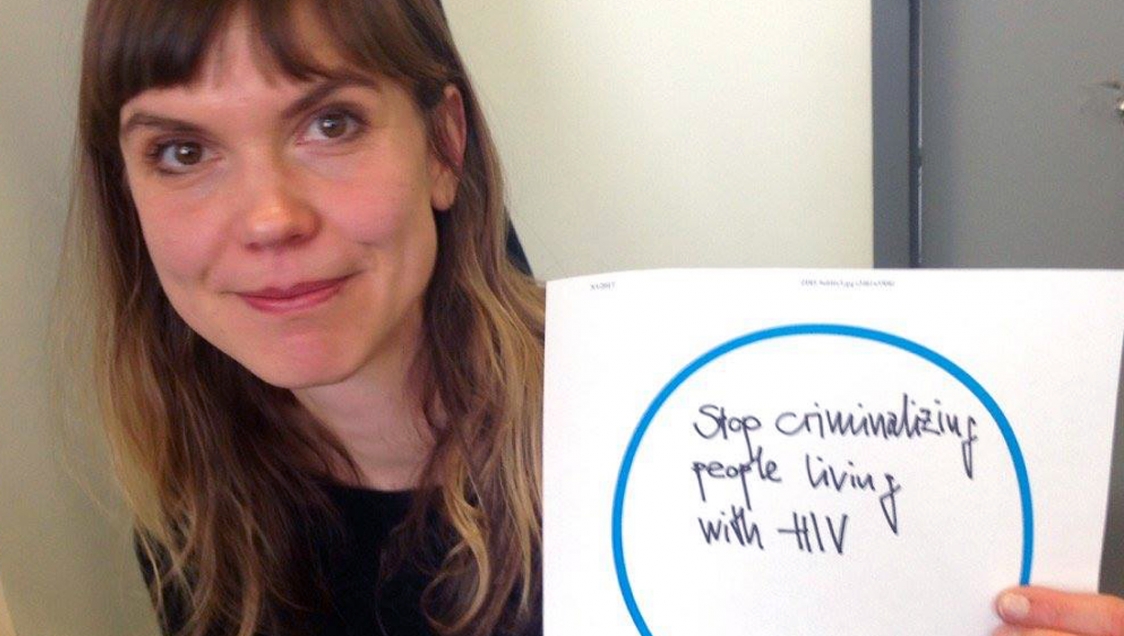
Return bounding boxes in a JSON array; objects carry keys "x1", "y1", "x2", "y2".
[{"x1": 66, "y1": 1, "x2": 544, "y2": 635}]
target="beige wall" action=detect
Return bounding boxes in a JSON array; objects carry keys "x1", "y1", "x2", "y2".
[
  {"x1": 0, "y1": 0, "x2": 159, "y2": 635},
  {"x1": 0, "y1": 2, "x2": 871, "y2": 634},
  {"x1": 446, "y1": 1, "x2": 874, "y2": 279}
]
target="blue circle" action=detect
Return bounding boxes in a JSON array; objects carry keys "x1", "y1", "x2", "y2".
[{"x1": 611, "y1": 324, "x2": 1033, "y2": 636}]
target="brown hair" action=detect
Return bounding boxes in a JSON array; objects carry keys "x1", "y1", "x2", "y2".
[{"x1": 66, "y1": 1, "x2": 543, "y2": 635}]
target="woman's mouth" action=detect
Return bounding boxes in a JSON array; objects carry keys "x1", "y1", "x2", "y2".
[{"x1": 238, "y1": 276, "x2": 351, "y2": 314}]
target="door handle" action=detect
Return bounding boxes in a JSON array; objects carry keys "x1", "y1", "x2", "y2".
[{"x1": 1099, "y1": 80, "x2": 1124, "y2": 121}]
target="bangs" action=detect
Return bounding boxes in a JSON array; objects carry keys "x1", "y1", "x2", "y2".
[{"x1": 80, "y1": 0, "x2": 456, "y2": 151}]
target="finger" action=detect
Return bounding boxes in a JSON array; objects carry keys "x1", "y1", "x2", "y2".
[
  {"x1": 994, "y1": 627, "x2": 1082, "y2": 636},
  {"x1": 996, "y1": 587, "x2": 1124, "y2": 636},
  {"x1": 994, "y1": 629, "x2": 1080, "y2": 636}
]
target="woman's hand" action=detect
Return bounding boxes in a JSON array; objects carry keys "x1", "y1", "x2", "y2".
[{"x1": 994, "y1": 586, "x2": 1124, "y2": 635}]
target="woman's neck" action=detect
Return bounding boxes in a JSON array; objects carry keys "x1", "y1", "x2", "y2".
[{"x1": 291, "y1": 335, "x2": 434, "y2": 491}]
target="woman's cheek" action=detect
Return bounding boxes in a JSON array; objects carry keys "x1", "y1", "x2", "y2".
[
  {"x1": 134, "y1": 196, "x2": 226, "y2": 290},
  {"x1": 305, "y1": 134, "x2": 438, "y2": 241},
  {"x1": 318, "y1": 173, "x2": 433, "y2": 243}
]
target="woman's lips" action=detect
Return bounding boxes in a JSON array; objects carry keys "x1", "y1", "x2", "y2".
[{"x1": 238, "y1": 276, "x2": 350, "y2": 314}]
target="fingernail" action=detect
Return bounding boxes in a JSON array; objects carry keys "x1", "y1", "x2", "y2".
[{"x1": 998, "y1": 592, "x2": 1031, "y2": 620}]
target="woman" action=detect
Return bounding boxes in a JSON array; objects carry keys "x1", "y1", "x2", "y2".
[
  {"x1": 73, "y1": 0, "x2": 540, "y2": 634},
  {"x1": 66, "y1": 0, "x2": 1121, "y2": 635}
]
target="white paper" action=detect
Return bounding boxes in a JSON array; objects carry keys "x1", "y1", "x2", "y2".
[{"x1": 543, "y1": 269, "x2": 1124, "y2": 636}]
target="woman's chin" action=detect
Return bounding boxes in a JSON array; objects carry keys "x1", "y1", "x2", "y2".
[{"x1": 242, "y1": 357, "x2": 358, "y2": 391}]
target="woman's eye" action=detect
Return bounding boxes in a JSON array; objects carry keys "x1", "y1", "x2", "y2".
[
  {"x1": 305, "y1": 111, "x2": 362, "y2": 142},
  {"x1": 150, "y1": 141, "x2": 210, "y2": 173}
]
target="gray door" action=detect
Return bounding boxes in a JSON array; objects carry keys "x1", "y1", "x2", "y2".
[
  {"x1": 920, "y1": 1, "x2": 1124, "y2": 268},
  {"x1": 918, "y1": 1, "x2": 1124, "y2": 598}
]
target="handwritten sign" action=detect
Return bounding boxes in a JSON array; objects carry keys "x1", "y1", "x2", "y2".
[{"x1": 544, "y1": 270, "x2": 1124, "y2": 636}]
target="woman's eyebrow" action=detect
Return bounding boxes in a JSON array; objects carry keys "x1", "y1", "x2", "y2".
[
  {"x1": 119, "y1": 113, "x2": 205, "y2": 142},
  {"x1": 279, "y1": 75, "x2": 379, "y2": 121},
  {"x1": 119, "y1": 75, "x2": 379, "y2": 142}
]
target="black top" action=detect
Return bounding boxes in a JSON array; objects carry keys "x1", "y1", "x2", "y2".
[
  {"x1": 138, "y1": 484, "x2": 437, "y2": 636},
  {"x1": 308, "y1": 485, "x2": 434, "y2": 636}
]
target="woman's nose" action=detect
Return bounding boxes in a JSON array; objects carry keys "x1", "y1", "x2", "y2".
[{"x1": 237, "y1": 158, "x2": 319, "y2": 251}]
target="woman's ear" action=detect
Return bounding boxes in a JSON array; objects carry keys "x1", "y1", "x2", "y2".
[{"x1": 429, "y1": 84, "x2": 467, "y2": 212}]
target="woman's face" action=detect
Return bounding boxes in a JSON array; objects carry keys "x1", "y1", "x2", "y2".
[{"x1": 118, "y1": 15, "x2": 463, "y2": 390}]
